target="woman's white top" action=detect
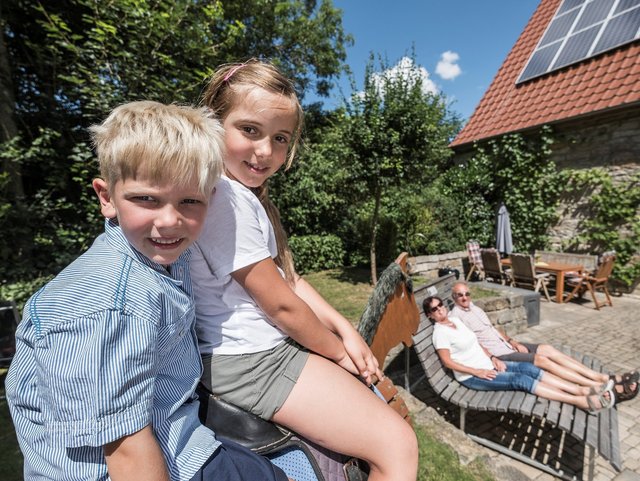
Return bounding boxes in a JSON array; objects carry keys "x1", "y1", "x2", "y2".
[
  {"x1": 432, "y1": 316, "x2": 493, "y2": 382},
  {"x1": 190, "y1": 175, "x2": 287, "y2": 355}
]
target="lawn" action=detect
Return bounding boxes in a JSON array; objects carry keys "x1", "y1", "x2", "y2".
[{"x1": 1, "y1": 269, "x2": 496, "y2": 481}]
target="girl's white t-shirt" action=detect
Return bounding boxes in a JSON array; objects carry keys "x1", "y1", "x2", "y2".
[
  {"x1": 190, "y1": 175, "x2": 287, "y2": 355},
  {"x1": 432, "y1": 316, "x2": 494, "y2": 382}
]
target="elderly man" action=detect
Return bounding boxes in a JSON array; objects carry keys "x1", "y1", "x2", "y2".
[{"x1": 449, "y1": 281, "x2": 637, "y2": 400}]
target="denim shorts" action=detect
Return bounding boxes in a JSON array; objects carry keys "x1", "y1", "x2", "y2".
[
  {"x1": 497, "y1": 342, "x2": 539, "y2": 363},
  {"x1": 201, "y1": 338, "x2": 309, "y2": 419},
  {"x1": 460, "y1": 361, "x2": 543, "y2": 393}
]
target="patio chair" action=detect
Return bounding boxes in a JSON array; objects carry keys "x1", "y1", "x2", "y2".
[
  {"x1": 465, "y1": 240, "x2": 484, "y2": 281},
  {"x1": 480, "y1": 248, "x2": 512, "y2": 285},
  {"x1": 564, "y1": 252, "x2": 615, "y2": 310},
  {"x1": 509, "y1": 252, "x2": 551, "y2": 302}
]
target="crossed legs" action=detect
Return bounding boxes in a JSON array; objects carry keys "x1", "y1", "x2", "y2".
[{"x1": 272, "y1": 353, "x2": 418, "y2": 481}]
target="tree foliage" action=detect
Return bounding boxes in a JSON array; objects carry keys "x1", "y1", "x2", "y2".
[
  {"x1": 442, "y1": 127, "x2": 561, "y2": 254},
  {"x1": 0, "y1": 0, "x2": 350, "y2": 285},
  {"x1": 276, "y1": 56, "x2": 461, "y2": 281}
]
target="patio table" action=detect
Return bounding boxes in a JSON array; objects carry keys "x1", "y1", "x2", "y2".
[{"x1": 501, "y1": 259, "x2": 583, "y2": 303}]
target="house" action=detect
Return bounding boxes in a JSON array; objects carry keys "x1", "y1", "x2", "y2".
[{"x1": 450, "y1": 0, "x2": 640, "y2": 257}]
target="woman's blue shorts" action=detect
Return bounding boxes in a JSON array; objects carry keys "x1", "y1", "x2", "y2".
[{"x1": 460, "y1": 361, "x2": 543, "y2": 393}]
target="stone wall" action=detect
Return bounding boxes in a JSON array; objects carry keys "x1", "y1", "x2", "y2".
[
  {"x1": 546, "y1": 108, "x2": 640, "y2": 250},
  {"x1": 473, "y1": 290, "x2": 533, "y2": 336}
]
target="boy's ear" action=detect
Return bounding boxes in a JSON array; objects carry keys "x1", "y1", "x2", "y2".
[{"x1": 92, "y1": 178, "x2": 117, "y2": 219}]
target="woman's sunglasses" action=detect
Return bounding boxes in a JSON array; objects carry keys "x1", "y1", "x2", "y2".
[{"x1": 429, "y1": 301, "x2": 444, "y2": 313}]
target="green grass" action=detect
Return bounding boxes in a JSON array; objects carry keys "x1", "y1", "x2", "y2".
[
  {"x1": 415, "y1": 424, "x2": 495, "y2": 481},
  {"x1": 303, "y1": 266, "x2": 374, "y2": 323},
  {"x1": 470, "y1": 285, "x2": 502, "y2": 299}
]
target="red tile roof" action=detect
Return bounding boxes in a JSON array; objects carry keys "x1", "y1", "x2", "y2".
[{"x1": 450, "y1": 0, "x2": 640, "y2": 148}]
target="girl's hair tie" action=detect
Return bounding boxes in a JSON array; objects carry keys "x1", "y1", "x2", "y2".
[{"x1": 223, "y1": 64, "x2": 246, "y2": 82}]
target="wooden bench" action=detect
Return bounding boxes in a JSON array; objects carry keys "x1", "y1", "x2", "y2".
[{"x1": 410, "y1": 274, "x2": 621, "y2": 479}]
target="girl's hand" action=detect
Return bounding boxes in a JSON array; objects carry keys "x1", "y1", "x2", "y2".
[
  {"x1": 341, "y1": 331, "x2": 383, "y2": 385},
  {"x1": 475, "y1": 369, "x2": 497, "y2": 380},
  {"x1": 333, "y1": 351, "x2": 360, "y2": 377}
]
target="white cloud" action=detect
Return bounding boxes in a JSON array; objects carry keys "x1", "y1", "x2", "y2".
[
  {"x1": 435, "y1": 51, "x2": 461, "y2": 80},
  {"x1": 368, "y1": 57, "x2": 438, "y2": 97}
]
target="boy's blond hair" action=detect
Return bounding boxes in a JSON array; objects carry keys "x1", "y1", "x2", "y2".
[{"x1": 90, "y1": 100, "x2": 224, "y2": 195}]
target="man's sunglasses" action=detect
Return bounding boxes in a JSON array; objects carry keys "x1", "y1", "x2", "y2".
[{"x1": 454, "y1": 292, "x2": 471, "y2": 299}]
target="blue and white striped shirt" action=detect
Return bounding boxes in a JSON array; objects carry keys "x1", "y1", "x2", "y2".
[{"x1": 6, "y1": 219, "x2": 220, "y2": 480}]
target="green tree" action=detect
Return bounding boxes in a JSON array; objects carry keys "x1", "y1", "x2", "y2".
[
  {"x1": 0, "y1": 0, "x2": 350, "y2": 285},
  {"x1": 442, "y1": 127, "x2": 561, "y2": 253},
  {"x1": 332, "y1": 56, "x2": 460, "y2": 282}
]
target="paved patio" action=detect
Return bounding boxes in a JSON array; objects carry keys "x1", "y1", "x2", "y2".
[{"x1": 513, "y1": 292, "x2": 640, "y2": 481}]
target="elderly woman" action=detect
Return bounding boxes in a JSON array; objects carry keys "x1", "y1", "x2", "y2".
[{"x1": 424, "y1": 296, "x2": 614, "y2": 413}]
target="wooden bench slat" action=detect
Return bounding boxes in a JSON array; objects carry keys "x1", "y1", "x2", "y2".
[
  {"x1": 507, "y1": 391, "x2": 526, "y2": 412},
  {"x1": 519, "y1": 393, "x2": 537, "y2": 415},
  {"x1": 439, "y1": 380, "x2": 460, "y2": 401},
  {"x1": 572, "y1": 407, "x2": 587, "y2": 441},
  {"x1": 468, "y1": 390, "x2": 492, "y2": 410},
  {"x1": 598, "y1": 405, "x2": 612, "y2": 461},
  {"x1": 547, "y1": 400, "x2": 564, "y2": 426},
  {"x1": 477, "y1": 390, "x2": 505, "y2": 411},
  {"x1": 496, "y1": 391, "x2": 517, "y2": 412},
  {"x1": 449, "y1": 384, "x2": 470, "y2": 407},
  {"x1": 558, "y1": 402, "x2": 576, "y2": 432},
  {"x1": 609, "y1": 408, "x2": 622, "y2": 471},
  {"x1": 532, "y1": 397, "x2": 549, "y2": 419}
]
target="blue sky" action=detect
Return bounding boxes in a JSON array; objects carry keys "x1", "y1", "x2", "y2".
[{"x1": 313, "y1": 1, "x2": 540, "y2": 121}]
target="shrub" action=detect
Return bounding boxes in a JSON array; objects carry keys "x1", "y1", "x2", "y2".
[{"x1": 289, "y1": 234, "x2": 346, "y2": 274}]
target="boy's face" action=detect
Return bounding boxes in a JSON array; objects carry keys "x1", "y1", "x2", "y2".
[{"x1": 93, "y1": 176, "x2": 208, "y2": 265}]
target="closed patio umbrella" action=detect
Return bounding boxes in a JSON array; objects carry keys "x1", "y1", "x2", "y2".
[{"x1": 496, "y1": 202, "x2": 513, "y2": 256}]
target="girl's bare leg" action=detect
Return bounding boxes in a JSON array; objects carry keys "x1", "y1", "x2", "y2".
[{"x1": 272, "y1": 353, "x2": 418, "y2": 481}]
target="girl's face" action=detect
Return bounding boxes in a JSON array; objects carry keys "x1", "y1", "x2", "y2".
[{"x1": 222, "y1": 86, "x2": 298, "y2": 188}]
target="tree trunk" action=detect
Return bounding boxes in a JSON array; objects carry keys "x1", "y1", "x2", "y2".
[{"x1": 369, "y1": 184, "x2": 381, "y2": 285}]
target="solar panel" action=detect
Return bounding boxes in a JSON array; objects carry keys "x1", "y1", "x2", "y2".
[{"x1": 517, "y1": 0, "x2": 640, "y2": 83}]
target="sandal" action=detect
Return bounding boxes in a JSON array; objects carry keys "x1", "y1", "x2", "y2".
[
  {"x1": 586, "y1": 387, "x2": 615, "y2": 414},
  {"x1": 609, "y1": 372, "x2": 639, "y2": 402},
  {"x1": 589, "y1": 379, "x2": 614, "y2": 396},
  {"x1": 615, "y1": 378, "x2": 639, "y2": 402},
  {"x1": 610, "y1": 371, "x2": 639, "y2": 384}
]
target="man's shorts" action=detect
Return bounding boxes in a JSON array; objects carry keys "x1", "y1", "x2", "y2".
[
  {"x1": 189, "y1": 437, "x2": 288, "y2": 481},
  {"x1": 202, "y1": 338, "x2": 309, "y2": 419},
  {"x1": 497, "y1": 342, "x2": 539, "y2": 363}
]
